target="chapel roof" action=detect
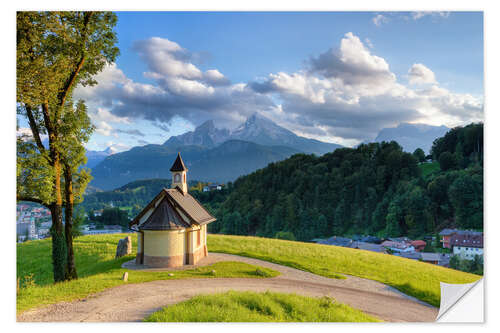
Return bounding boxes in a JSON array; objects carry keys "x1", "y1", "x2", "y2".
[
  {"x1": 130, "y1": 187, "x2": 216, "y2": 230},
  {"x1": 170, "y1": 152, "x2": 188, "y2": 172},
  {"x1": 139, "y1": 195, "x2": 190, "y2": 230}
]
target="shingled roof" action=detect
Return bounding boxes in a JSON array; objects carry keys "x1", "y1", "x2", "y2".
[
  {"x1": 129, "y1": 187, "x2": 216, "y2": 230},
  {"x1": 170, "y1": 152, "x2": 188, "y2": 172},
  {"x1": 139, "y1": 196, "x2": 190, "y2": 230}
]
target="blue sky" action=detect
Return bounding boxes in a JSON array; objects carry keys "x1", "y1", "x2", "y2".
[
  {"x1": 20, "y1": 11, "x2": 484, "y2": 152},
  {"x1": 115, "y1": 11, "x2": 483, "y2": 94}
]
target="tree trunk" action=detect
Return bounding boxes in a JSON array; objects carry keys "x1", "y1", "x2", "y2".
[
  {"x1": 50, "y1": 143, "x2": 67, "y2": 282},
  {"x1": 64, "y1": 165, "x2": 78, "y2": 280}
]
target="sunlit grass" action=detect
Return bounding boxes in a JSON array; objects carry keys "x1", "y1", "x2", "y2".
[
  {"x1": 145, "y1": 291, "x2": 381, "y2": 322},
  {"x1": 208, "y1": 234, "x2": 481, "y2": 307},
  {"x1": 16, "y1": 233, "x2": 278, "y2": 313}
]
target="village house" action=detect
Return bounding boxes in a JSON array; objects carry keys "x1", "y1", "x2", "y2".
[
  {"x1": 450, "y1": 232, "x2": 484, "y2": 260},
  {"x1": 410, "y1": 240, "x2": 427, "y2": 252},
  {"x1": 129, "y1": 153, "x2": 217, "y2": 268},
  {"x1": 381, "y1": 240, "x2": 415, "y2": 253},
  {"x1": 351, "y1": 241, "x2": 387, "y2": 253},
  {"x1": 439, "y1": 228, "x2": 483, "y2": 260}
]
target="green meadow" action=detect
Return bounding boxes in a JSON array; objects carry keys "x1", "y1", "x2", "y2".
[
  {"x1": 208, "y1": 234, "x2": 481, "y2": 307},
  {"x1": 145, "y1": 291, "x2": 380, "y2": 322},
  {"x1": 16, "y1": 234, "x2": 278, "y2": 313},
  {"x1": 17, "y1": 232, "x2": 480, "y2": 314}
]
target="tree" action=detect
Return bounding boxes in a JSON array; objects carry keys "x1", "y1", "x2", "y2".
[
  {"x1": 16, "y1": 11, "x2": 119, "y2": 282},
  {"x1": 438, "y1": 152, "x2": 457, "y2": 171},
  {"x1": 413, "y1": 148, "x2": 426, "y2": 163},
  {"x1": 274, "y1": 231, "x2": 296, "y2": 241}
]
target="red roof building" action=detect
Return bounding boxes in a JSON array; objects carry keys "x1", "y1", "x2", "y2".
[{"x1": 410, "y1": 240, "x2": 427, "y2": 252}]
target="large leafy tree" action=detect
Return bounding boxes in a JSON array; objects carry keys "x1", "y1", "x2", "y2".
[{"x1": 16, "y1": 11, "x2": 119, "y2": 282}]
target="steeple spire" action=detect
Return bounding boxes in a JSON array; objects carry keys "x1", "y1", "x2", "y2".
[
  {"x1": 170, "y1": 152, "x2": 188, "y2": 194},
  {"x1": 170, "y1": 152, "x2": 188, "y2": 172}
]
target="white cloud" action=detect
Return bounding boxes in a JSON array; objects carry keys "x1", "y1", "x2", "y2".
[
  {"x1": 77, "y1": 34, "x2": 483, "y2": 146},
  {"x1": 365, "y1": 38, "x2": 374, "y2": 49},
  {"x1": 408, "y1": 63, "x2": 438, "y2": 85},
  {"x1": 411, "y1": 12, "x2": 450, "y2": 20},
  {"x1": 372, "y1": 14, "x2": 389, "y2": 26},
  {"x1": 77, "y1": 37, "x2": 275, "y2": 130},
  {"x1": 250, "y1": 32, "x2": 483, "y2": 142},
  {"x1": 104, "y1": 141, "x2": 131, "y2": 154}
]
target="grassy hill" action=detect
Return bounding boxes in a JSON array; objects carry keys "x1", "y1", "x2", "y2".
[
  {"x1": 16, "y1": 234, "x2": 278, "y2": 313},
  {"x1": 18, "y1": 233, "x2": 480, "y2": 314},
  {"x1": 145, "y1": 291, "x2": 380, "y2": 322},
  {"x1": 207, "y1": 234, "x2": 480, "y2": 307}
]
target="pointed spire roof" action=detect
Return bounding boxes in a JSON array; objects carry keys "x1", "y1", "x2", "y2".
[{"x1": 170, "y1": 152, "x2": 188, "y2": 172}]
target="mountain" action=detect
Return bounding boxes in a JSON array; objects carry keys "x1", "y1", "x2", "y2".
[
  {"x1": 374, "y1": 123, "x2": 449, "y2": 154},
  {"x1": 89, "y1": 140, "x2": 301, "y2": 190},
  {"x1": 85, "y1": 147, "x2": 114, "y2": 169},
  {"x1": 164, "y1": 113, "x2": 342, "y2": 155},
  {"x1": 163, "y1": 120, "x2": 230, "y2": 147}
]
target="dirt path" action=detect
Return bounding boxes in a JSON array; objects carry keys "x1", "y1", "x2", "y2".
[{"x1": 17, "y1": 253, "x2": 438, "y2": 322}]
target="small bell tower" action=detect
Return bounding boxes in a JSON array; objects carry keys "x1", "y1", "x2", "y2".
[{"x1": 170, "y1": 152, "x2": 188, "y2": 194}]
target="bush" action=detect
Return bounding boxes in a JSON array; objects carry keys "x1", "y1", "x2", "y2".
[{"x1": 274, "y1": 231, "x2": 296, "y2": 241}]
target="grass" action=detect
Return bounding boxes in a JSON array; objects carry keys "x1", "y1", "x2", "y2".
[
  {"x1": 16, "y1": 233, "x2": 279, "y2": 313},
  {"x1": 419, "y1": 161, "x2": 440, "y2": 178},
  {"x1": 207, "y1": 234, "x2": 481, "y2": 307},
  {"x1": 144, "y1": 291, "x2": 380, "y2": 322},
  {"x1": 18, "y1": 232, "x2": 482, "y2": 315}
]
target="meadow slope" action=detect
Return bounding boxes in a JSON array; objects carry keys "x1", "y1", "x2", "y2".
[{"x1": 208, "y1": 234, "x2": 481, "y2": 307}]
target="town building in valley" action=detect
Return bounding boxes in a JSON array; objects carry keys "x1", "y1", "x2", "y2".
[
  {"x1": 439, "y1": 228, "x2": 483, "y2": 260},
  {"x1": 129, "y1": 153, "x2": 216, "y2": 268}
]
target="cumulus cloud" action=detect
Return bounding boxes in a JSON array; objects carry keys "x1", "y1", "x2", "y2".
[
  {"x1": 249, "y1": 32, "x2": 482, "y2": 142},
  {"x1": 372, "y1": 14, "x2": 389, "y2": 26},
  {"x1": 76, "y1": 37, "x2": 275, "y2": 130},
  {"x1": 77, "y1": 33, "x2": 483, "y2": 146},
  {"x1": 408, "y1": 63, "x2": 437, "y2": 85}
]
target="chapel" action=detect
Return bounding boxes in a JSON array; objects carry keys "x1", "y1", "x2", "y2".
[{"x1": 129, "y1": 153, "x2": 216, "y2": 267}]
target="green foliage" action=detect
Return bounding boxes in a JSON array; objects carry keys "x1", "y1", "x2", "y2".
[
  {"x1": 413, "y1": 148, "x2": 426, "y2": 163},
  {"x1": 208, "y1": 234, "x2": 481, "y2": 307},
  {"x1": 144, "y1": 291, "x2": 380, "y2": 322},
  {"x1": 92, "y1": 207, "x2": 129, "y2": 228},
  {"x1": 438, "y1": 152, "x2": 457, "y2": 171},
  {"x1": 16, "y1": 233, "x2": 279, "y2": 313},
  {"x1": 449, "y1": 255, "x2": 483, "y2": 275},
  {"x1": 196, "y1": 125, "x2": 483, "y2": 240},
  {"x1": 274, "y1": 231, "x2": 296, "y2": 241}
]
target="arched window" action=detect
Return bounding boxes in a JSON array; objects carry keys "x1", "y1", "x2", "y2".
[{"x1": 174, "y1": 173, "x2": 180, "y2": 183}]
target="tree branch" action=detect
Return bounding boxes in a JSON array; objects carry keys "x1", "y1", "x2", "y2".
[
  {"x1": 16, "y1": 195, "x2": 49, "y2": 208},
  {"x1": 57, "y1": 11, "x2": 94, "y2": 112},
  {"x1": 25, "y1": 105, "x2": 47, "y2": 155}
]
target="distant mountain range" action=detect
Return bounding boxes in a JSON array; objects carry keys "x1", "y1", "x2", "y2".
[
  {"x1": 374, "y1": 123, "x2": 449, "y2": 154},
  {"x1": 87, "y1": 116, "x2": 449, "y2": 191},
  {"x1": 85, "y1": 147, "x2": 115, "y2": 169},
  {"x1": 164, "y1": 114, "x2": 341, "y2": 155},
  {"x1": 89, "y1": 114, "x2": 340, "y2": 190}
]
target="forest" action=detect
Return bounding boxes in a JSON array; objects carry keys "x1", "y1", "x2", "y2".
[
  {"x1": 204, "y1": 123, "x2": 483, "y2": 241},
  {"x1": 80, "y1": 123, "x2": 483, "y2": 242}
]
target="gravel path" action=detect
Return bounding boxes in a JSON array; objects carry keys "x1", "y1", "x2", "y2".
[{"x1": 17, "y1": 253, "x2": 438, "y2": 322}]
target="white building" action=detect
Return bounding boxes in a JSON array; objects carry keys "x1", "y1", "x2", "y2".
[
  {"x1": 453, "y1": 245, "x2": 483, "y2": 260},
  {"x1": 450, "y1": 231, "x2": 483, "y2": 260}
]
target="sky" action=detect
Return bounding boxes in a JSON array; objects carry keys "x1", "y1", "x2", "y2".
[{"x1": 20, "y1": 11, "x2": 484, "y2": 152}]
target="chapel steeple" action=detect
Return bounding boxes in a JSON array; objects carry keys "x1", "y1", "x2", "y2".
[{"x1": 170, "y1": 152, "x2": 188, "y2": 194}]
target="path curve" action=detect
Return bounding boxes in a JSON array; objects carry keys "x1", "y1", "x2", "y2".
[{"x1": 17, "y1": 253, "x2": 438, "y2": 322}]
